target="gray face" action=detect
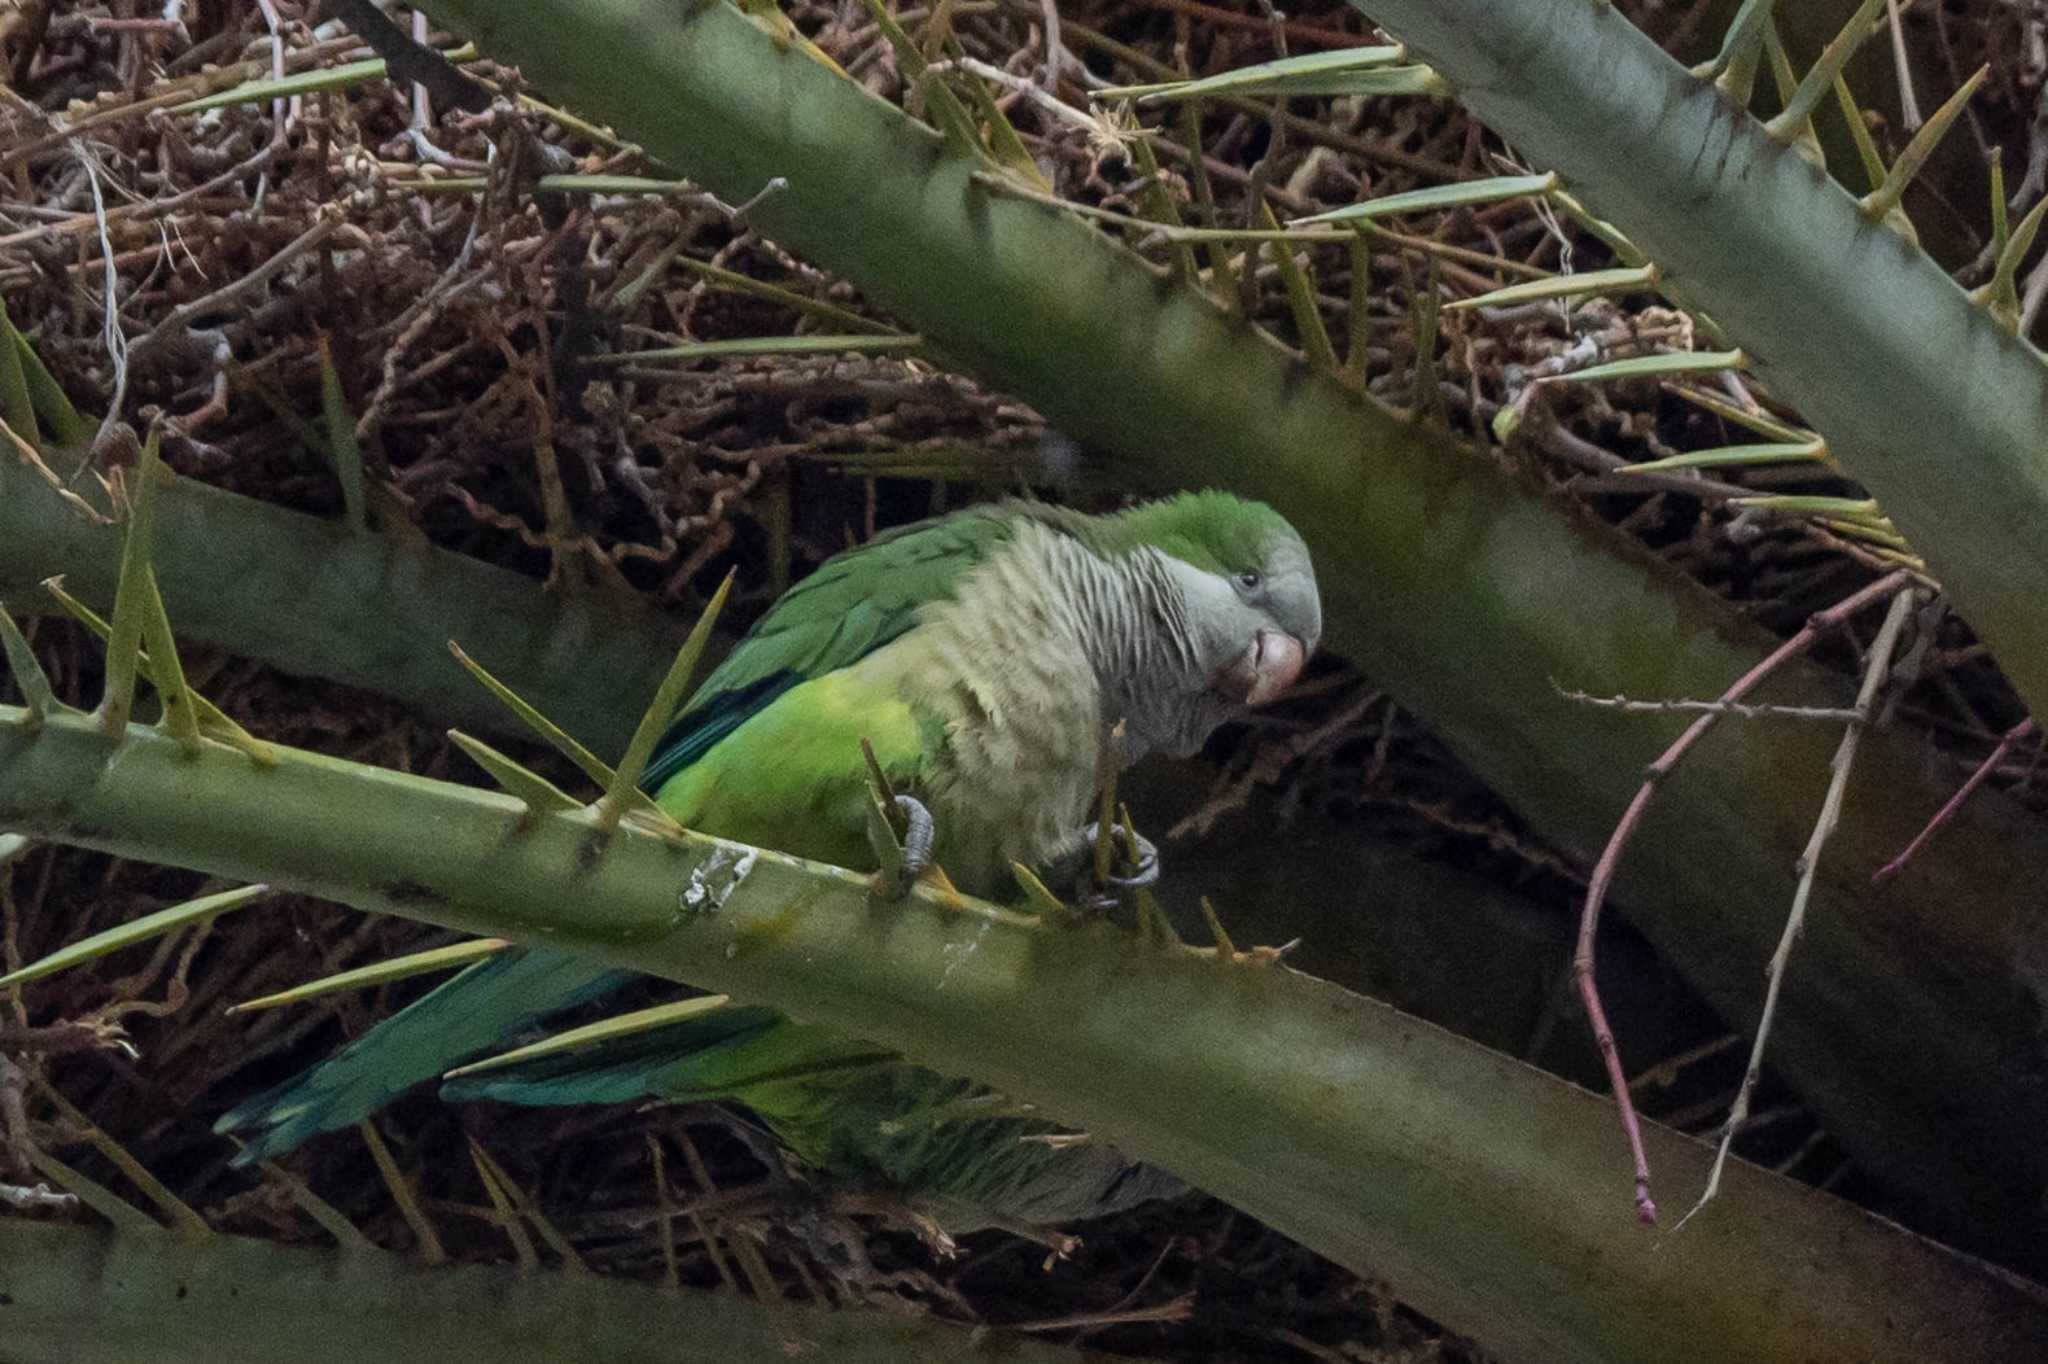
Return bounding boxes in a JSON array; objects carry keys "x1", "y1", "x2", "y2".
[
  {"x1": 1131, "y1": 529, "x2": 1323, "y2": 760},
  {"x1": 1239, "y1": 530, "x2": 1323, "y2": 659}
]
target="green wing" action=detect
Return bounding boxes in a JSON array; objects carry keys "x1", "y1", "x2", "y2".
[{"x1": 640, "y1": 506, "x2": 1018, "y2": 790}]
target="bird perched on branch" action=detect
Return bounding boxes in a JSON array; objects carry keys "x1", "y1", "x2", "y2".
[{"x1": 217, "y1": 490, "x2": 1321, "y2": 1231}]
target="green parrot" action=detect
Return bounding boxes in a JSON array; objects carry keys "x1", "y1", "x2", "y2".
[{"x1": 216, "y1": 491, "x2": 1321, "y2": 1229}]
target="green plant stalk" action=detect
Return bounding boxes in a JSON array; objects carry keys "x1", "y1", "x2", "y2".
[
  {"x1": 5, "y1": 707, "x2": 2048, "y2": 1362},
  {"x1": 1348, "y1": 0, "x2": 2048, "y2": 716},
  {"x1": 0, "y1": 459, "x2": 691, "y2": 757},
  {"x1": 0, "y1": 1217, "x2": 1115, "y2": 1364},
  {"x1": 405, "y1": 0, "x2": 2048, "y2": 1262}
]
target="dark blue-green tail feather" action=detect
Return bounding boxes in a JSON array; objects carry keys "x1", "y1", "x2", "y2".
[
  {"x1": 214, "y1": 947, "x2": 628, "y2": 1164},
  {"x1": 441, "y1": 1008, "x2": 1183, "y2": 1228}
]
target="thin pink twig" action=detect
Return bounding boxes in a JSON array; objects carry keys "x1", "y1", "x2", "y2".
[
  {"x1": 1573, "y1": 568, "x2": 1912, "y2": 1224},
  {"x1": 1873, "y1": 716, "x2": 2039, "y2": 885}
]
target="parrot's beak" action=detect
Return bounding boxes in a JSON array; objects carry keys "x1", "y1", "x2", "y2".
[{"x1": 1218, "y1": 629, "x2": 1307, "y2": 707}]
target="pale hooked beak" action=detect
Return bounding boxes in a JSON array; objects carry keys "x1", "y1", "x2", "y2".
[{"x1": 1218, "y1": 629, "x2": 1307, "y2": 707}]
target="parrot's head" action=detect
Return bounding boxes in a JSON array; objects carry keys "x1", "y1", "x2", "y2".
[{"x1": 1107, "y1": 491, "x2": 1322, "y2": 757}]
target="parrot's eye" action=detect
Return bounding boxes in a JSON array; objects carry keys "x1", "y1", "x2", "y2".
[{"x1": 1237, "y1": 569, "x2": 1263, "y2": 591}]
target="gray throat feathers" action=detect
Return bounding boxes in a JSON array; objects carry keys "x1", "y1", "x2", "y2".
[
  {"x1": 1028, "y1": 527, "x2": 1210, "y2": 767},
  {"x1": 883, "y1": 521, "x2": 1222, "y2": 882}
]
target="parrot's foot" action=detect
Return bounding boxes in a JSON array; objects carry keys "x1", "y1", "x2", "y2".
[
  {"x1": 1075, "y1": 821, "x2": 1160, "y2": 911},
  {"x1": 875, "y1": 794, "x2": 935, "y2": 901}
]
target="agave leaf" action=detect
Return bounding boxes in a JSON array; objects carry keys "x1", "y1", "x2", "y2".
[
  {"x1": 1292, "y1": 173, "x2": 1558, "y2": 226},
  {"x1": 31, "y1": 1149, "x2": 163, "y2": 1236},
  {"x1": 1094, "y1": 46, "x2": 1409, "y2": 102},
  {"x1": 1620, "y1": 441, "x2": 1828, "y2": 475},
  {"x1": 468, "y1": 1142, "x2": 540, "y2": 1270},
  {"x1": 228, "y1": 937, "x2": 512, "y2": 1015},
  {"x1": 357, "y1": 1121, "x2": 448, "y2": 1264},
  {"x1": 1863, "y1": 65, "x2": 1990, "y2": 223},
  {"x1": 1443, "y1": 264, "x2": 1662, "y2": 311},
  {"x1": 31, "y1": 1078, "x2": 210, "y2": 1237},
  {"x1": 585, "y1": 333, "x2": 922, "y2": 367},
  {"x1": 1763, "y1": 0, "x2": 1887, "y2": 141},
  {"x1": 448, "y1": 730, "x2": 579, "y2": 816},
  {"x1": 173, "y1": 46, "x2": 477, "y2": 113},
  {"x1": 1540, "y1": 349, "x2": 1747, "y2": 384},
  {"x1": 468, "y1": 1141, "x2": 586, "y2": 1273},
  {"x1": 445, "y1": 640, "x2": 672, "y2": 829},
  {"x1": 317, "y1": 337, "x2": 368, "y2": 535},
  {"x1": 0, "y1": 884, "x2": 269, "y2": 989},
  {"x1": 443, "y1": 995, "x2": 732, "y2": 1079},
  {"x1": 0, "y1": 604, "x2": 56, "y2": 723},
  {"x1": 98, "y1": 427, "x2": 167, "y2": 735},
  {"x1": 600, "y1": 570, "x2": 733, "y2": 830}
]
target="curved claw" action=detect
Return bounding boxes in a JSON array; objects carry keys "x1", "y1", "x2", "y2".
[
  {"x1": 870, "y1": 793, "x2": 936, "y2": 901},
  {"x1": 894, "y1": 795, "x2": 935, "y2": 881},
  {"x1": 1078, "y1": 822, "x2": 1161, "y2": 910}
]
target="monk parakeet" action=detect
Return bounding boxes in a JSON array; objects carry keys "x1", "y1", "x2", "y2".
[{"x1": 217, "y1": 491, "x2": 1321, "y2": 1228}]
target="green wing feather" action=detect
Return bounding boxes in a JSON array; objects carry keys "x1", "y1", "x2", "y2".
[
  {"x1": 217, "y1": 507, "x2": 1020, "y2": 1162},
  {"x1": 641, "y1": 507, "x2": 1019, "y2": 789}
]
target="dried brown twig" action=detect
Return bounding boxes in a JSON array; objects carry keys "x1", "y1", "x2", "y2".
[
  {"x1": 1573, "y1": 568, "x2": 1914, "y2": 1224},
  {"x1": 1677, "y1": 587, "x2": 1921, "y2": 1228},
  {"x1": 1874, "y1": 715, "x2": 2041, "y2": 885}
]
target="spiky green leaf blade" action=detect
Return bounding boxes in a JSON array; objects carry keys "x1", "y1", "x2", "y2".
[
  {"x1": 668, "y1": 255, "x2": 897, "y2": 333},
  {"x1": 31, "y1": 1078, "x2": 211, "y2": 1237},
  {"x1": 0, "y1": 296, "x2": 40, "y2": 451},
  {"x1": 1863, "y1": 65, "x2": 1990, "y2": 222},
  {"x1": 1693, "y1": 0, "x2": 1776, "y2": 97},
  {"x1": 603, "y1": 239, "x2": 683, "y2": 310},
  {"x1": 240, "y1": 1146, "x2": 376, "y2": 1250},
  {"x1": 317, "y1": 337, "x2": 368, "y2": 535},
  {"x1": 1760, "y1": 19, "x2": 1826, "y2": 167},
  {"x1": 97, "y1": 427, "x2": 167, "y2": 735},
  {"x1": 1731, "y1": 494, "x2": 1888, "y2": 523},
  {"x1": 448, "y1": 730, "x2": 578, "y2": 816},
  {"x1": 1216, "y1": 66, "x2": 1443, "y2": 100},
  {"x1": 138, "y1": 571, "x2": 201, "y2": 751},
  {"x1": 1621, "y1": 441, "x2": 1827, "y2": 474},
  {"x1": 1442, "y1": 264, "x2": 1662, "y2": 311},
  {"x1": 585, "y1": 334, "x2": 922, "y2": 366},
  {"x1": 1546, "y1": 187, "x2": 1644, "y2": 265},
  {"x1": 856, "y1": 0, "x2": 980, "y2": 158},
  {"x1": 1009, "y1": 861, "x2": 1072, "y2": 920},
  {"x1": 39, "y1": 577, "x2": 276, "y2": 764},
  {"x1": 1541, "y1": 349, "x2": 1747, "y2": 383},
  {"x1": 357, "y1": 1121, "x2": 448, "y2": 1264},
  {"x1": 467, "y1": 1141, "x2": 587, "y2": 1273},
  {"x1": 953, "y1": 49, "x2": 1052, "y2": 193},
  {"x1": 0, "y1": 884, "x2": 269, "y2": 989},
  {"x1": 600, "y1": 570, "x2": 733, "y2": 830},
  {"x1": 1974, "y1": 186, "x2": 2048, "y2": 330},
  {"x1": 1129, "y1": 134, "x2": 1200, "y2": 284},
  {"x1": 227, "y1": 936, "x2": 512, "y2": 1015},
  {"x1": 8, "y1": 329, "x2": 91, "y2": 451},
  {"x1": 1665, "y1": 385, "x2": 1817, "y2": 445},
  {"x1": 445, "y1": 641, "x2": 674, "y2": 827},
  {"x1": 172, "y1": 49, "x2": 472, "y2": 113},
  {"x1": 1259, "y1": 202, "x2": 1338, "y2": 374},
  {"x1": 0, "y1": 604, "x2": 56, "y2": 724},
  {"x1": 1093, "y1": 46, "x2": 1409, "y2": 101},
  {"x1": 1291, "y1": 173, "x2": 1558, "y2": 226},
  {"x1": 30, "y1": 1150, "x2": 164, "y2": 1236},
  {"x1": 1832, "y1": 75, "x2": 1889, "y2": 194},
  {"x1": 1764, "y1": 0, "x2": 1887, "y2": 142},
  {"x1": 395, "y1": 173, "x2": 705, "y2": 195},
  {"x1": 443, "y1": 994, "x2": 733, "y2": 1080},
  {"x1": 467, "y1": 1142, "x2": 540, "y2": 1270}
]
